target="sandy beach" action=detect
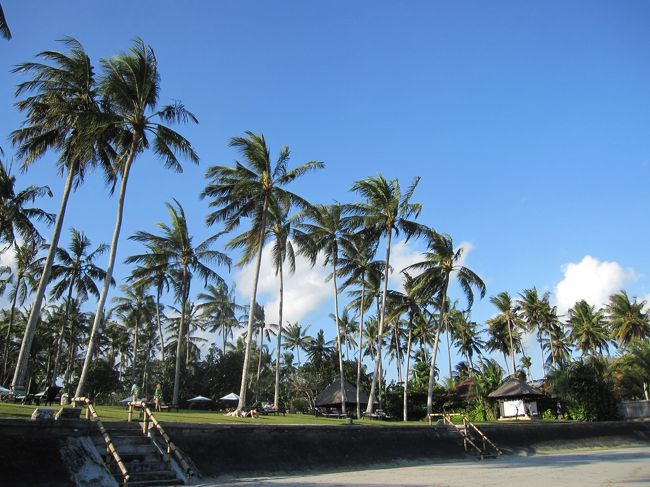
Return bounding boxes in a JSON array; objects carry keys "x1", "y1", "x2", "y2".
[{"x1": 201, "y1": 446, "x2": 650, "y2": 487}]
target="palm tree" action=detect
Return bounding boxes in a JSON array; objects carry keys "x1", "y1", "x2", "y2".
[
  {"x1": 386, "y1": 272, "x2": 427, "y2": 421},
  {"x1": 607, "y1": 291, "x2": 650, "y2": 346},
  {"x1": 11, "y1": 38, "x2": 109, "y2": 390},
  {"x1": 487, "y1": 292, "x2": 524, "y2": 374},
  {"x1": 126, "y1": 252, "x2": 171, "y2": 361},
  {"x1": 126, "y1": 200, "x2": 229, "y2": 404},
  {"x1": 48, "y1": 229, "x2": 109, "y2": 385},
  {"x1": 306, "y1": 329, "x2": 334, "y2": 366},
  {"x1": 339, "y1": 233, "x2": 382, "y2": 419},
  {"x1": 0, "y1": 3, "x2": 11, "y2": 40},
  {"x1": 295, "y1": 203, "x2": 351, "y2": 415},
  {"x1": 202, "y1": 131, "x2": 323, "y2": 412},
  {"x1": 518, "y1": 287, "x2": 549, "y2": 377},
  {"x1": 282, "y1": 323, "x2": 311, "y2": 365},
  {"x1": 76, "y1": 38, "x2": 200, "y2": 398},
  {"x1": 567, "y1": 300, "x2": 609, "y2": 356},
  {"x1": 347, "y1": 174, "x2": 424, "y2": 414},
  {"x1": 197, "y1": 282, "x2": 244, "y2": 353},
  {"x1": 1, "y1": 242, "x2": 43, "y2": 382},
  {"x1": 486, "y1": 314, "x2": 521, "y2": 373},
  {"x1": 0, "y1": 160, "x2": 53, "y2": 250},
  {"x1": 112, "y1": 285, "x2": 156, "y2": 385},
  {"x1": 451, "y1": 309, "x2": 484, "y2": 371},
  {"x1": 406, "y1": 230, "x2": 486, "y2": 414}
]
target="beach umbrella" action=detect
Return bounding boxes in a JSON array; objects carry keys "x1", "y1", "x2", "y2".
[
  {"x1": 187, "y1": 395, "x2": 213, "y2": 402},
  {"x1": 0, "y1": 385, "x2": 10, "y2": 393},
  {"x1": 219, "y1": 392, "x2": 240, "y2": 401},
  {"x1": 119, "y1": 396, "x2": 146, "y2": 404}
]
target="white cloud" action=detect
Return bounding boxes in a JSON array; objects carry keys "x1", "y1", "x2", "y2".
[
  {"x1": 234, "y1": 242, "x2": 332, "y2": 329},
  {"x1": 387, "y1": 239, "x2": 423, "y2": 291},
  {"x1": 553, "y1": 255, "x2": 636, "y2": 315}
]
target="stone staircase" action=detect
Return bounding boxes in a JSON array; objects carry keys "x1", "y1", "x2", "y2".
[{"x1": 93, "y1": 422, "x2": 183, "y2": 486}]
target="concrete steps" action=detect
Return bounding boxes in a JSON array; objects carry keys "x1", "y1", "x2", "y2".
[{"x1": 94, "y1": 422, "x2": 184, "y2": 486}]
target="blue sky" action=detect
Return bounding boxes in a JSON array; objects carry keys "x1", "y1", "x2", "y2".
[{"x1": 0, "y1": 1, "x2": 649, "y2": 380}]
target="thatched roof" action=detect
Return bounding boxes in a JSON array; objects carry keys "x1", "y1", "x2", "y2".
[
  {"x1": 315, "y1": 380, "x2": 370, "y2": 407},
  {"x1": 488, "y1": 377, "x2": 545, "y2": 399}
]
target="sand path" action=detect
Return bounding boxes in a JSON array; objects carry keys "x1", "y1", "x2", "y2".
[{"x1": 201, "y1": 446, "x2": 650, "y2": 487}]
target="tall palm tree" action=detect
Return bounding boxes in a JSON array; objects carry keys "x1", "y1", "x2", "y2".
[
  {"x1": 48, "y1": 229, "x2": 109, "y2": 385},
  {"x1": 406, "y1": 230, "x2": 486, "y2": 414},
  {"x1": 487, "y1": 292, "x2": 524, "y2": 374},
  {"x1": 282, "y1": 323, "x2": 311, "y2": 365},
  {"x1": 0, "y1": 160, "x2": 53, "y2": 250},
  {"x1": 1, "y1": 242, "x2": 43, "y2": 382},
  {"x1": 306, "y1": 329, "x2": 334, "y2": 366},
  {"x1": 0, "y1": 3, "x2": 11, "y2": 40},
  {"x1": 77, "y1": 38, "x2": 200, "y2": 398},
  {"x1": 339, "y1": 233, "x2": 382, "y2": 419},
  {"x1": 112, "y1": 285, "x2": 156, "y2": 385},
  {"x1": 11, "y1": 38, "x2": 110, "y2": 390},
  {"x1": 202, "y1": 131, "x2": 323, "y2": 412},
  {"x1": 567, "y1": 300, "x2": 609, "y2": 356},
  {"x1": 451, "y1": 309, "x2": 484, "y2": 371},
  {"x1": 518, "y1": 288, "x2": 551, "y2": 377},
  {"x1": 348, "y1": 174, "x2": 424, "y2": 414},
  {"x1": 607, "y1": 291, "x2": 650, "y2": 346},
  {"x1": 126, "y1": 252, "x2": 171, "y2": 361},
  {"x1": 295, "y1": 203, "x2": 351, "y2": 415},
  {"x1": 197, "y1": 282, "x2": 244, "y2": 353},
  {"x1": 386, "y1": 272, "x2": 426, "y2": 421},
  {"x1": 126, "y1": 200, "x2": 229, "y2": 404}
]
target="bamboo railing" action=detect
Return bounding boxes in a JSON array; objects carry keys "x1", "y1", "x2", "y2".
[
  {"x1": 131, "y1": 402, "x2": 194, "y2": 481},
  {"x1": 73, "y1": 397, "x2": 130, "y2": 486},
  {"x1": 429, "y1": 411, "x2": 502, "y2": 459}
]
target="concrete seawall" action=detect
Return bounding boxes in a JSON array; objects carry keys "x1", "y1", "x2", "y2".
[{"x1": 1, "y1": 418, "x2": 649, "y2": 485}]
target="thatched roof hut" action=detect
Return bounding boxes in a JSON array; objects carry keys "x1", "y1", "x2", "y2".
[
  {"x1": 488, "y1": 377, "x2": 545, "y2": 400},
  {"x1": 314, "y1": 380, "x2": 371, "y2": 408}
]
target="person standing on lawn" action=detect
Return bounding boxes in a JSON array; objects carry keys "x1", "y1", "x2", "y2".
[{"x1": 154, "y1": 383, "x2": 163, "y2": 412}]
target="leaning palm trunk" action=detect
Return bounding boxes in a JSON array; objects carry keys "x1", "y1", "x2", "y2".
[
  {"x1": 76, "y1": 143, "x2": 136, "y2": 398},
  {"x1": 172, "y1": 270, "x2": 189, "y2": 405},
  {"x1": 332, "y1": 259, "x2": 347, "y2": 415},
  {"x1": 537, "y1": 332, "x2": 546, "y2": 378},
  {"x1": 237, "y1": 201, "x2": 269, "y2": 413},
  {"x1": 403, "y1": 324, "x2": 413, "y2": 422},
  {"x1": 132, "y1": 317, "x2": 139, "y2": 384},
  {"x1": 427, "y1": 283, "x2": 448, "y2": 414},
  {"x1": 13, "y1": 169, "x2": 75, "y2": 389},
  {"x1": 366, "y1": 232, "x2": 392, "y2": 413},
  {"x1": 273, "y1": 263, "x2": 284, "y2": 408},
  {"x1": 356, "y1": 276, "x2": 366, "y2": 419}
]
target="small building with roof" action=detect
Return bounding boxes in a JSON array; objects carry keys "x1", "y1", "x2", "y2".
[
  {"x1": 314, "y1": 380, "x2": 372, "y2": 409},
  {"x1": 488, "y1": 377, "x2": 545, "y2": 420}
]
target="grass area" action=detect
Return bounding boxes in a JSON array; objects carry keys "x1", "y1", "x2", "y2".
[{"x1": 0, "y1": 402, "x2": 429, "y2": 426}]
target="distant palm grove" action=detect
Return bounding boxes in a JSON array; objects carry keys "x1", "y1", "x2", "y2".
[{"x1": 1, "y1": 38, "x2": 649, "y2": 422}]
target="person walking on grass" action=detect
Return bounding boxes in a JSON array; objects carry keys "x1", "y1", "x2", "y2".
[{"x1": 154, "y1": 383, "x2": 163, "y2": 412}]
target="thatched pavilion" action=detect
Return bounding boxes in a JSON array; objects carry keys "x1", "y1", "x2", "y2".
[
  {"x1": 488, "y1": 377, "x2": 545, "y2": 420},
  {"x1": 314, "y1": 380, "x2": 371, "y2": 409}
]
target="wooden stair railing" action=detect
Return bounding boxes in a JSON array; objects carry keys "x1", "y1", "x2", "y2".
[
  {"x1": 430, "y1": 411, "x2": 502, "y2": 459},
  {"x1": 73, "y1": 397, "x2": 130, "y2": 486},
  {"x1": 129, "y1": 401, "x2": 194, "y2": 482}
]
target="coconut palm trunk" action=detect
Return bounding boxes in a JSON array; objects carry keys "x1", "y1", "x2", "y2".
[
  {"x1": 332, "y1": 257, "x2": 347, "y2": 415},
  {"x1": 12, "y1": 169, "x2": 74, "y2": 389},
  {"x1": 2, "y1": 276, "x2": 21, "y2": 381},
  {"x1": 506, "y1": 318, "x2": 516, "y2": 375},
  {"x1": 76, "y1": 144, "x2": 135, "y2": 398},
  {"x1": 237, "y1": 200, "x2": 268, "y2": 412},
  {"x1": 366, "y1": 231, "x2": 392, "y2": 414},
  {"x1": 155, "y1": 288, "x2": 165, "y2": 362},
  {"x1": 51, "y1": 281, "x2": 76, "y2": 385},
  {"x1": 172, "y1": 267, "x2": 190, "y2": 405},
  {"x1": 427, "y1": 284, "x2": 447, "y2": 414},
  {"x1": 273, "y1": 262, "x2": 284, "y2": 408},
  {"x1": 403, "y1": 323, "x2": 413, "y2": 422},
  {"x1": 356, "y1": 276, "x2": 366, "y2": 419}
]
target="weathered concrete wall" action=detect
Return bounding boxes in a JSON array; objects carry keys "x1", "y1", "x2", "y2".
[
  {"x1": 164, "y1": 423, "x2": 466, "y2": 477},
  {"x1": 1, "y1": 418, "x2": 649, "y2": 485},
  {"x1": 0, "y1": 419, "x2": 95, "y2": 486},
  {"x1": 479, "y1": 421, "x2": 650, "y2": 454}
]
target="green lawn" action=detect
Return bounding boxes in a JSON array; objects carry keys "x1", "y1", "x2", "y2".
[{"x1": 0, "y1": 403, "x2": 428, "y2": 426}]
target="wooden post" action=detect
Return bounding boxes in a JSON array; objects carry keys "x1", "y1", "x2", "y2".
[{"x1": 128, "y1": 403, "x2": 133, "y2": 422}]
